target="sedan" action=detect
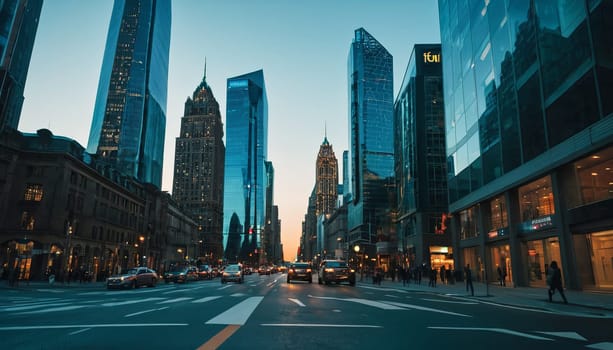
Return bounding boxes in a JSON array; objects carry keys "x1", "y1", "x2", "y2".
[
  {"x1": 106, "y1": 267, "x2": 158, "y2": 289},
  {"x1": 287, "y1": 262, "x2": 313, "y2": 283},
  {"x1": 164, "y1": 266, "x2": 199, "y2": 283},
  {"x1": 221, "y1": 264, "x2": 243, "y2": 284}
]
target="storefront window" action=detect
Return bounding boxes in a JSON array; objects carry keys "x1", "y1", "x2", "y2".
[
  {"x1": 459, "y1": 205, "x2": 480, "y2": 240},
  {"x1": 489, "y1": 244, "x2": 512, "y2": 287},
  {"x1": 574, "y1": 147, "x2": 613, "y2": 207},
  {"x1": 588, "y1": 230, "x2": 613, "y2": 288},
  {"x1": 518, "y1": 175, "x2": 555, "y2": 221},
  {"x1": 488, "y1": 195, "x2": 507, "y2": 230}
]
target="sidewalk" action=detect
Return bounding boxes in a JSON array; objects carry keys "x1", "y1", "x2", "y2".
[
  {"x1": 0, "y1": 279, "x2": 107, "y2": 290},
  {"x1": 359, "y1": 277, "x2": 613, "y2": 318}
]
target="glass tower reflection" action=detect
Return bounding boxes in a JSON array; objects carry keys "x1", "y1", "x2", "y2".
[
  {"x1": 87, "y1": 0, "x2": 171, "y2": 188},
  {"x1": 347, "y1": 28, "x2": 394, "y2": 249},
  {"x1": 223, "y1": 70, "x2": 268, "y2": 261},
  {"x1": 0, "y1": 0, "x2": 43, "y2": 132}
]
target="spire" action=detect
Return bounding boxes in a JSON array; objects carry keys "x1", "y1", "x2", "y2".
[
  {"x1": 322, "y1": 122, "x2": 329, "y2": 145},
  {"x1": 203, "y1": 57, "x2": 207, "y2": 82}
]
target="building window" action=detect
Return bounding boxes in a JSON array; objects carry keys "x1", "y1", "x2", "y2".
[
  {"x1": 23, "y1": 184, "x2": 44, "y2": 201},
  {"x1": 572, "y1": 147, "x2": 613, "y2": 207},
  {"x1": 21, "y1": 212, "x2": 35, "y2": 231},
  {"x1": 459, "y1": 205, "x2": 480, "y2": 240},
  {"x1": 518, "y1": 175, "x2": 554, "y2": 221},
  {"x1": 489, "y1": 195, "x2": 507, "y2": 230}
]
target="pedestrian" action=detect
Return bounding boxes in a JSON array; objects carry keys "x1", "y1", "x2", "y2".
[
  {"x1": 547, "y1": 261, "x2": 568, "y2": 304},
  {"x1": 429, "y1": 267, "x2": 437, "y2": 287},
  {"x1": 497, "y1": 265, "x2": 504, "y2": 286},
  {"x1": 440, "y1": 265, "x2": 446, "y2": 285},
  {"x1": 465, "y1": 264, "x2": 474, "y2": 296},
  {"x1": 402, "y1": 266, "x2": 410, "y2": 286}
]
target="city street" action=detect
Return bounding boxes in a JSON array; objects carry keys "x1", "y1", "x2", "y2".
[{"x1": 1, "y1": 273, "x2": 612, "y2": 349}]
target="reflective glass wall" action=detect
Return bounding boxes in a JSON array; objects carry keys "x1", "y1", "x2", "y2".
[
  {"x1": 223, "y1": 70, "x2": 268, "y2": 261},
  {"x1": 438, "y1": 0, "x2": 612, "y2": 204},
  {"x1": 347, "y1": 28, "x2": 394, "y2": 245},
  {"x1": 87, "y1": 0, "x2": 171, "y2": 188}
]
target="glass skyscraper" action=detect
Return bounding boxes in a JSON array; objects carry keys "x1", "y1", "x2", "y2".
[
  {"x1": 87, "y1": 0, "x2": 171, "y2": 188},
  {"x1": 394, "y1": 44, "x2": 450, "y2": 270},
  {"x1": 439, "y1": 0, "x2": 613, "y2": 290},
  {"x1": 223, "y1": 70, "x2": 268, "y2": 262},
  {"x1": 0, "y1": 0, "x2": 43, "y2": 132},
  {"x1": 347, "y1": 28, "x2": 395, "y2": 257}
]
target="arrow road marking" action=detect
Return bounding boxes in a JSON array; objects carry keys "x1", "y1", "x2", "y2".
[
  {"x1": 428, "y1": 326, "x2": 552, "y2": 340},
  {"x1": 586, "y1": 342, "x2": 613, "y2": 350},
  {"x1": 308, "y1": 295, "x2": 405, "y2": 310},
  {"x1": 288, "y1": 298, "x2": 306, "y2": 307}
]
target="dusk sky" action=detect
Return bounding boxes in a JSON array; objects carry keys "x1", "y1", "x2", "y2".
[{"x1": 19, "y1": 0, "x2": 441, "y2": 261}]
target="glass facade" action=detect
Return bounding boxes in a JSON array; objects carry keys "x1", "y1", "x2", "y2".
[
  {"x1": 439, "y1": 0, "x2": 613, "y2": 290},
  {"x1": 347, "y1": 28, "x2": 394, "y2": 247},
  {"x1": 223, "y1": 70, "x2": 268, "y2": 262},
  {"x1": 87, "y1": 0, "x2": 171, "y2": 188},
  {"x1": 0, "y1": 0, "x2": 43, "y2": 132},
  {"x1": 439, "y1": 0, "x2": 612, "y2": 203}
]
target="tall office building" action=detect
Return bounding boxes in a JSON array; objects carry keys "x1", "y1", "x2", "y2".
[
  {"x1": 315, "y1": 134, "x2": 338, "y2": 216},
  {"x1": 394, "y1": 44, "x2": 450, "y2": 270},
  {"x1": 172, "y1": 67, "x2": 225, "y2": 261},
  {"x1": 347, "y1": 28, "x2": 395, "y2": 260},
  {"x1": 87, "y1": 0, "x2": 171, "y2": 188},
  {"x1": 223, "y1": 70, "x2": 268, "y2": 262},
  {"x1": 438, "y1": 0, "x2": 612, "y2": 290},
  {"x1": 0, "y1": 0, "x2": 43, "y2": 132}
]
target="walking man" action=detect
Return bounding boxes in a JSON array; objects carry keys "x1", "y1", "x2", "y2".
[
  {"x1": 465, "y1": 264, "x2": 474, "y2": 296},
  {"x1": 547, "y1": 260, "x2": 568, "y2": 304}
]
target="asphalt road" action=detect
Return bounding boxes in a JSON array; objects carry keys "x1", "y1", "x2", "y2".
[{"x1": 1, "y1": 273, "x2": 612, "y2": 350}]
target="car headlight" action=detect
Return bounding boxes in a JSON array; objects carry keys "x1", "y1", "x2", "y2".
[
  {"x1": 306, "y1": 268, "x2": 312, "y2": 273},
  {"x1": 325, "y1": 268, "x2": 334, "y2": 272}
]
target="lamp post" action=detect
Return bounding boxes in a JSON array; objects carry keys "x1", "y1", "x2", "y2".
[
  {"x1": 354, "y1": 245, "x2": 363, "y2": 281},
  {"x1": 138, "y1": 235, "x2": 145, "y2": 266}
]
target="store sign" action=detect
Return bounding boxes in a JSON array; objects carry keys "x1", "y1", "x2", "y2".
[
  {"x1": 423, "y1": 51, "x2": 441, "y2": 63},
  {"x1": 487, "y1": 228, "x2": 507, "y2": 239},
  {"x1": 520, "y1": 215, "x2": 554, "y2": 233}
]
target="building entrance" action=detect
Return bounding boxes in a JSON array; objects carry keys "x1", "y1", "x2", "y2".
[
  {"x1": 525, "y1": 237, "x2": 562, "y2": 287},
  {"x1": 489, "y1": 244, "x2": 512, "y2": 286}
]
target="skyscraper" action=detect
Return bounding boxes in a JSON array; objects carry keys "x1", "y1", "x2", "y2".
[
  {"x1": 394, "y1": 44, "x2": 449, "y2": 270},
  {"x1": 438, "y1": 0, "x2": 612, "y2": 290},
  {"x1": 315, "y1": 134, "x2": 338, "y2": 216},
  {"x1": 223, "y1": 70, "x2": 268, "y2": 262},
  {"x1": 87, "y1": 0, "x2": 171, "y2": 188},
  {"x1": 347, "y1": 28, "x2": 395, "y2": 257},
  {"x1": 172, "y1": 66, "x2": 225, "y2": 262},
  {"x1": 0, "y1": 0, "x2": 43, "y2": 132}
]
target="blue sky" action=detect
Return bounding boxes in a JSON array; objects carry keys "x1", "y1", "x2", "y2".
[{"x1": 19, "y1": 0, "x2": 441, "y2": 261}]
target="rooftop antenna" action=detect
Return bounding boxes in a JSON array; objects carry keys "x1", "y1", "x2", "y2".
[{"x1": 203, "y1": 57, "x2": 207, "y2": 81}]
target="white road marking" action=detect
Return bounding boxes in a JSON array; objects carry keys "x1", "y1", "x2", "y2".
[
  {"x1": 102, "y1": 297, "x2": 165, "y2": 307},
  {"x1": 217, "y1": 285, "x2": 233, "y2": 290},
  {"x1": 206, "y1": 296, "x2": 264, "y2": 325},
  {"x1": 586, "y1": 342, "x2": 613, "y2": 350},
  {"x1": 14, "y1": 305, "x2": 89, "y2": 315},
  {"x1": 230, "y1": 293, "x2": 247, "y2": 297},
  {"x1": 35, "y1": 289, "x2": 64, "y2": 293},
  {"x1": 124, "y1": 307, "x2": 169, "y2": 317},
  {"x1": 191, "y1": 296, "x2": 222, "y2": 303},
  {"x1": 69, "y1": 328, "x2": 91, "y2": 335},
  {"x1": 384, "y1": 294, "x2": 400, "y2": 298},
  {"x1": 261, "y1": 323, "x2": 382, "y2": 328},
  {"x1": 288, "y1": 298, "x2": 306, "y2": 307},
  {"x1": 2, "y1": 302, "x2": 72, "y2": 312},
  {"x1": 0, "y1": 323, "x2": 188, "y2": 331},
  {"x1": 536, "y1": 331, "x2": 587, "y2": 341},
  {"x1": 421, "y1": 298, "x2": 478, "y2": 305},
  {"x1": 428, "y1": 326, "x2": 552, "y2": 340},
  {"x1": 157, "y1": 297, "x2": 192, "y2": 304},
  {"x1": 382, "y1": 301, "x2": 471, "y2": 317},
  {"x1": 358, "y1": 285, "x2": 409, "y2": 293},
  {"x1": 162, "y1": 289, "x2": 192, "y2": 295},
  {"x1": 308, "y1": 295, "x2": 405, "y2": 310}
]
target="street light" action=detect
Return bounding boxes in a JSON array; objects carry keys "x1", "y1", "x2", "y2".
[{"x1": 354, "y1": 245, "x2": 363, "y2": 281}]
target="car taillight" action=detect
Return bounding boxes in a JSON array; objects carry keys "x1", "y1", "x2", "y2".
[{"x1": 306, "y1": 268, "x2": 312, "y2": 273}]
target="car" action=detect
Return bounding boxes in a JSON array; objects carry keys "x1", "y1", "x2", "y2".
[
  {"x1": 164, "y1": 266, "x2": 199, "y2": 283},
  {"x1": 106, "y1": 267, "x2": 158, "y2": 289},
  {"x1": 318, "y1": 260, "x2": 356, "y2": 286},
  {"x1": 258, "y1": 265, "x2": 272, "y2": 275},
  {"x1": 198, "y1": 265, "x2": 212, "y2": 280},
  {"x1": 221, "y1": 264, "x2": 243, "y2": 283},
  {"x1": 287, "y1": 262, "x2": 313, "y2": 283}
]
